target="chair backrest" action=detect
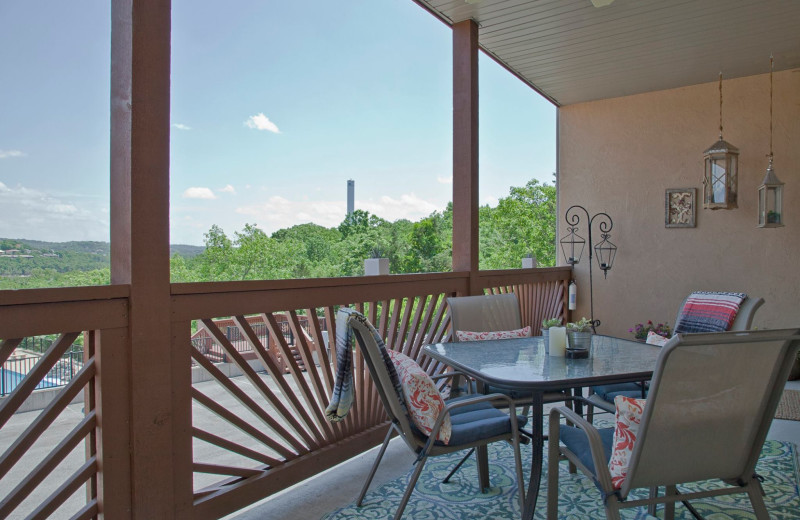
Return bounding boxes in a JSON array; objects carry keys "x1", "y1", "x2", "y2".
[
  {"x1": 447, "y1": 293, "x2": 522, "y2": 342},
  {"x1": 673, "y1": 294, "x2": 764, "y2": 332},
  {"x1": 622, "y1": 328, "x2": 800, "y2": 495},
  {"x1": 729, "y1": 296, "x2": 764, "y2": 330},
  {"x1": 341, "y1": 309, "x2": 422, "y2": 450}
]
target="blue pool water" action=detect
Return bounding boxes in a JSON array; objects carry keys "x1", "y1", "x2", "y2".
[{"x1": 1, "y1": 369, "x2": 61, "y2": 395}]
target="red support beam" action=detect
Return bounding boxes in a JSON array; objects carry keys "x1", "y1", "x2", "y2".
[
  {"x1": 110, "y1": 0, "x2": 176, "y2": 517},
  {"x1": 452, "y1": 19, "x2": 480, "y2": 294}
]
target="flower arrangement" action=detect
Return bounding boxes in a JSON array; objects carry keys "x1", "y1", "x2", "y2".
[{"x1": 629, "y1": 320, "x2": 672, "y2": 341}]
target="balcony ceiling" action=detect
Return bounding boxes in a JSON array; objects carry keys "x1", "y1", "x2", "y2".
[{"x1": 413, "y1": 0, "x2": 800, "y2": 106}]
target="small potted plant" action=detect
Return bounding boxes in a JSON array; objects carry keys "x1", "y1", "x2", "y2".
[
  {"x1": 541, "y1": 318, "x2": 562, "y2": 343},
  {"x1": 566, "y1": 317, "x2": 593, "y2": 355}
]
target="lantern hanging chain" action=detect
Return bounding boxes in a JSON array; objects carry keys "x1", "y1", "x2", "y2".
[
  {"x1": 718, "y1": 71, "x2": 723, "y2": 140},
  {"x1": 769, "y1": 54, "x2": 773, "y2": 158}
]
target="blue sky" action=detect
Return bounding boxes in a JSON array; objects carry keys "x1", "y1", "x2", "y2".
[{"x1": 0, "y1": 0, "x2": 555, "y2": 246}]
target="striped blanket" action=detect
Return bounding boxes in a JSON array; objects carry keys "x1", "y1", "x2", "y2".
[
  {"x1": 674, "y1": 291, "x2": 746, "y2": 334},
  {"x1": 325, "y1": 308, "x2": 407, "y2": 422}
]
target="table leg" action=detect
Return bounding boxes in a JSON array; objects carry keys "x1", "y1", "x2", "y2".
[
  {"x1": 475, "y1": 379, "x2": 490, "y2": 491},
  {"x1": 522, "y1": 391, "x2": 544, "y2": 520}
]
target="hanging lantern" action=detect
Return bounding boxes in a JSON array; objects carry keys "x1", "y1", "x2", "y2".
[
  {"x1": 758, "y1": 55, "x2": 785, "y2": 228},
  {"x1": 703, "y1": 72, "x2": 738, "y2": 210},
  {"x1": 559, "y1": 227, "x2": 585, "y2": 265},
  {"x1": 593, "y1": 233, "x2": 617, "y2": 279},
  {"x1": 758, "y1": 157, "x2": 784, "y2": 227}
]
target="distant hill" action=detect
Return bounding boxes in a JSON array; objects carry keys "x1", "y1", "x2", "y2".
[
  {"x1": 169, "y1": 244, "x2": 205, "y2": 258},
  {"x1": 0, "y1": 238, "x2": 204, "y2": 258},
  {"x1": 0, "y1": 238, "x2": 205, "y2": 277}
]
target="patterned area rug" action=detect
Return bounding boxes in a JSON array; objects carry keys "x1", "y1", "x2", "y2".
[
  {"x1": 321, "y1": 440, "x2": 799, "y2": 520},
  {"x1": 776, "y1": 390, "x2": 800, "y2": 421}
]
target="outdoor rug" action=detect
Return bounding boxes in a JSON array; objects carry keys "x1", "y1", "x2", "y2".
[
  {"x1": 321, "y1": 440, "x2": 799, "y2": 519},
  {"x1": 776, "y1": 389, "x2": 800, "y2": 421}
]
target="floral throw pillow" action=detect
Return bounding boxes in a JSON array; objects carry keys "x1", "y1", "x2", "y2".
[
  {"x1": 608, "y1": 395, "x2": 646, "y2": 489},
  {"x1": 455, "y1": 325, "x2": 531, "y2": 342},
  {"x1": 386, "y1": 350, "x2": 451, "y2": 444}
]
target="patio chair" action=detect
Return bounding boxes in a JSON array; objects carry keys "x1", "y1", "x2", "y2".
[
  {"x1": 587, "y1": 294, "x2": 764, "y2": 417},
  {"x1": 447, "y1": 293, "x2": 574, "y2": 409},
  {"x1": 547, "y1": 328, "x2": 800, "y2": 520},
  {"x1": 339, "y1": 309, "x2": 527, "y2": 520}
]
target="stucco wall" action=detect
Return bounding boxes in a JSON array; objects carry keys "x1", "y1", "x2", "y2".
[{"x1": 557, "y1": 69, "x2": 800, "y2": 337}]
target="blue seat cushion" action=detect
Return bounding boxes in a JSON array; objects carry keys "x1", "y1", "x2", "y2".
[
  {"x1": 559, "y1": 424, "x2": 614, "y2": 476},
  {"x1": 592, "y1": 382, "x2": 647, "y2": 402},
  {"x1": 435, "y1": 395, "x2": 528, "y2": 446}
]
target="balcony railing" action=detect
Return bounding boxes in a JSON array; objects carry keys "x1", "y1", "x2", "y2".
[{"x1": 0, "y1": 267, "x2": 570, "y2": 519}]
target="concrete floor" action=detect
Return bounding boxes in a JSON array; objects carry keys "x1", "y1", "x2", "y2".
[{"x1": 230, "y1": 379, "x2": 800, "y2": 520}]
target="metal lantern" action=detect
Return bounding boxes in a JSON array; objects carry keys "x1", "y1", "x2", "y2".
[
  {"x1": 703, "y1": 139, "x2": 739, "y2": 209},
  {"x1": 758, "y1": 56, "x2": 785, "y2": 229},
  {"x1": 559, "y1": 205, "x2": 616, "y2": 333},
  {"x1": 703, "y1": 72, "x2": 738, "y2": 210},
  {"x1": 559, "y1": 227, "x2": 585, "y2": 265},
  {"x1": 758, "y1": 157, "x2": 784, "y2": 227},
  {"x1": 594, "y1": 234, "x2": 617, "y2": 279}
]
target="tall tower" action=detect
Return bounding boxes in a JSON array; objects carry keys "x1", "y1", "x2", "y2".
[{"x1": 347, "y1": 179, "x2": 355, "y2": 215}]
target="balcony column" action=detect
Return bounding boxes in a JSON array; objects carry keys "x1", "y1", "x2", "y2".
[
  {"x1": 110, "y1": 0, "x2": 188, "y2": 518},
  {"x1": 452, "y1": 19, "x2": 480, "y2": 295}
]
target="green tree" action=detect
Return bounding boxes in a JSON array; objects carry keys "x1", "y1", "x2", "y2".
[{"x1": 480, "y1": 179, "x2": 556, "y2": 269}]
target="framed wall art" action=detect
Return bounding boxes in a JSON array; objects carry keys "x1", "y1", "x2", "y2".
[{"x1": 665, "y1": 188, "x2": 696, "y2": 228}]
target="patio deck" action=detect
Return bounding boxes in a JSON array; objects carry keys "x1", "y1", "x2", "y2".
[
  {"x1": 5, "y1": 371, "x2": 795, "y2": 520},
  {"x1": 227, "y1": 381, "x2": 800, "y2": 520}
]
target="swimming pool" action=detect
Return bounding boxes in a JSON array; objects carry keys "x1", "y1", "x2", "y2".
[{"x1": 0, "y1": 368, "x2": 62, "y2": 395}]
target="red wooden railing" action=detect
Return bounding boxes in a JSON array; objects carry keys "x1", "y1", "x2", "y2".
[{"x1": 0, "y1": 267, "x2": 570, "y2": 519}]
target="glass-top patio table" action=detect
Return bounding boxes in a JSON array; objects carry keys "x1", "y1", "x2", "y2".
[{"x1": 423, "y1": 334, "x2": 661, "y2": 520}]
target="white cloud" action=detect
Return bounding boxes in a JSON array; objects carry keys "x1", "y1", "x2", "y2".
[
  {"x1": 233, "y1": 192, "x2": 442, "y2": 233},
  {"x1": 0, "y1": 182, "x2": 108, "y2": 241},
  {"x1": 182, "y1": 187, "x2": 217, "y2": 200},
  {"x1": 481, "y1": 195, "x2": 499, "y2": 207},
  {"x1": 360, "y1": 193, "x2": 440, "y2": 221},
  {"x1": 0, "y1": 150, "x2": 25, "y2": 159},
  {"x1": 236, "y1": 196, "x2": 345, "y2": 230},
  {"x1": 171, "y1": 123, "x2": 192, "y2": 130},
  {"x1": 436, "y1": 176, "x2": 452, "y2": 185},
  {"x1": 218, "y1": 184, "x2": 236, "y2": 194},
  {"x1": 244, "y1": 113, "x2": 281, "y2": 133}
]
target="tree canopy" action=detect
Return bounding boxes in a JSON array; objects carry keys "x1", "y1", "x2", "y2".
[{"x1": 0, "y1": 178, "x2": 556, "y2": 288}]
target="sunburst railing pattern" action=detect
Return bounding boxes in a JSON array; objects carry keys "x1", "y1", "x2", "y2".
[{"x1": 0, "y1": 268, "x2": 570, "y2": 519}]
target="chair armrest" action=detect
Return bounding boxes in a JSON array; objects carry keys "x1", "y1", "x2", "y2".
[
  {"x1": 431, "y1": 371, "x2": 473, "y2": 395},
  {"x1": 549, "y1": 406, "x2": 616, "y2": 493},
  {"x1": 582, "y1": 393, "x2": 617, "y2": 414}
]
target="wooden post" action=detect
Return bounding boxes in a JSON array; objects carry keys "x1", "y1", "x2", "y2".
[
  {"x1": 452, "y1": 19, "x2": 480, "y2": 295},
  {"x1": 110, "y1": 0, "x2": 176, "y2": 517}
]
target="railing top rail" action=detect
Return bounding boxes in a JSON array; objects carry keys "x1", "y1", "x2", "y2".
[
  {"x1": 0, "y1": 285, "x2": 130, "y2": 308},
  {"x1": 170, "y1": 271, "x2": 467, "y2": 296},
  {"x1": 477, "y1": 266, "x2": 571, "y2": 286}
]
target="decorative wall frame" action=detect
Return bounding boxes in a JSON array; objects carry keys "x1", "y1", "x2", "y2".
[{"x1": 665, "y1": 188, "x2": 696, "y2": 228}]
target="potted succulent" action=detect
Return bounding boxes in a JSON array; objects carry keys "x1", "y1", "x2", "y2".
[
  {"x1": 541, "y1": 317, "x2": 562, "y2": 344},
  {"x1": 566, "y1": 317, "x2": 593, "y2": 354}
]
